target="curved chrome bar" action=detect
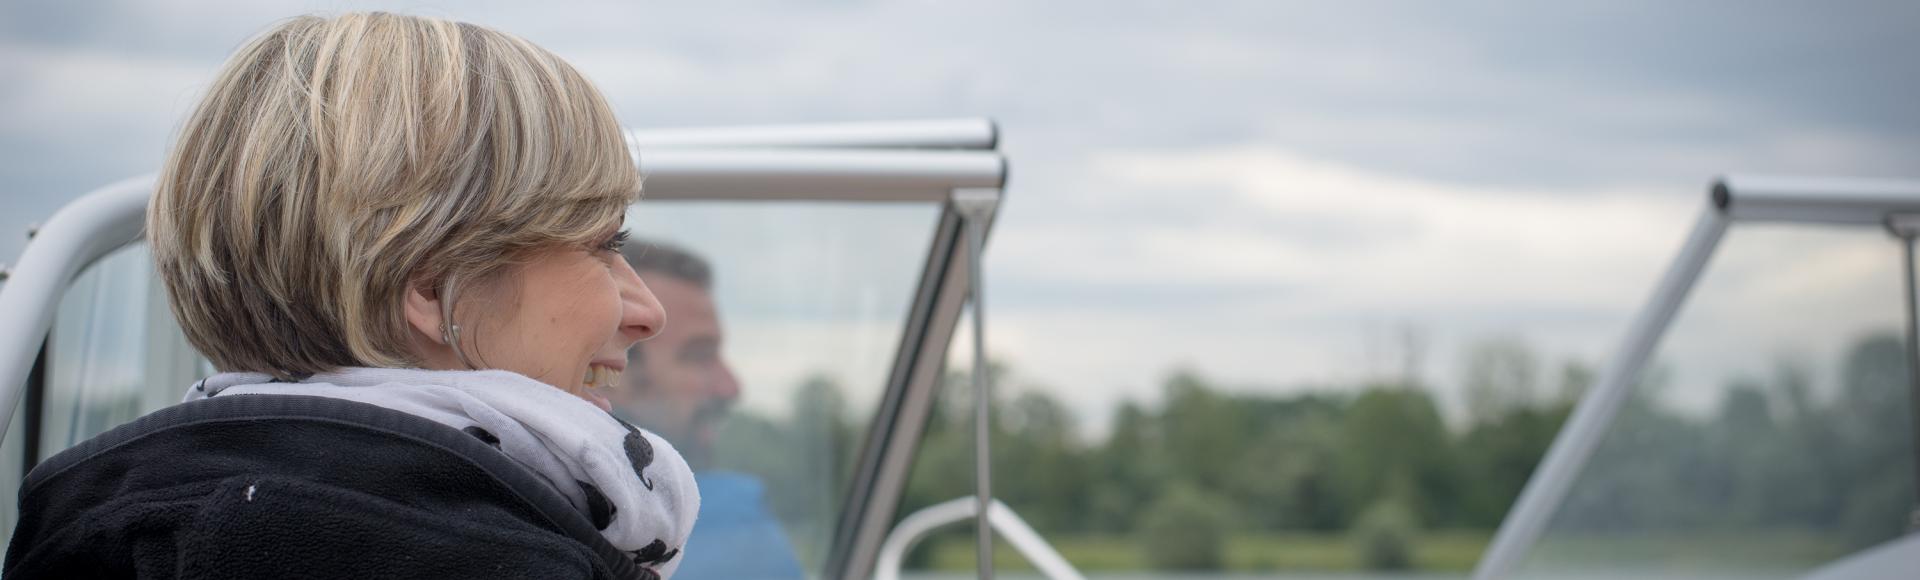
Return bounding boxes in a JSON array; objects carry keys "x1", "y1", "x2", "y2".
[
  {"x1": 1715, "y1": 175, "x2": 1920, "y2": 225},
  {"x1": 872, "y1": 497, "x2": 1086, "y2": 580},
  {"x1": 0, "y1": 175, "x2": 154, "y2": 435},
  {"x1": 630, "y1": 118, "x2": 997, "y2": 151},
  {"x1": 640, "y1": 149, "x2": 1005, "y2": 202}
]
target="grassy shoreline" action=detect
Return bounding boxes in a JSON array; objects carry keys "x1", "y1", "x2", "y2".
[
  {"x1": 920, "y1": 531, "x2": 1491, "y2": 573},
  {"x1": 916, "y1": 530, "x2": 1855, "y2": 573}
]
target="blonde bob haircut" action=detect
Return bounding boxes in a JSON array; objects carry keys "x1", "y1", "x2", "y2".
[{"x1": 149, "y1": 12, "x2": 640, "y2": 380}]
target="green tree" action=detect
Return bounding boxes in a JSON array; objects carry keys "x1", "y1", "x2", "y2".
[
  {"x1": 1830, "y1": 333, "x2": 1915, "y2": 546},
  {"x1": 1461, "y1": 337, "x2": 1542, "y2": 425},
  {"x1": 1159, "y1": 370, "x2": 1255, "y2": 492},
  {"x1": 1335, "y1": 384, "x2": 1460, "y2": 527},
  {"x1": 1138, "y1": 484, "x2": 1236, "y2": 570},
  {"x1": 1456, "y1": 403, "x2": 1568, "y2": 527},
  {"x1": 1352, "y1": 494, "x2": 1419, "y2": 570},
  {"x1": 993, "y1": 390, "x2": 1091, "y2": 532},
  {"x1": 1555, "y1": 361, "x2": 1596, "y2": 406},
  {"x1": 1087, "y1": 402, "x2": 1163, "y2": 533},
  {"x1": 1224, "y1": 403, "x2": 1347, "y2": 531}
]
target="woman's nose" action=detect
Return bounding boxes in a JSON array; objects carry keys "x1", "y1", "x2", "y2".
[{"x1": 615, "y1": 259, "x2": 666, "y2": 344}]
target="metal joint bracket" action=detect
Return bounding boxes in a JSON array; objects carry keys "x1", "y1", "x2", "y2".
[
  {"x1": 951, "y1": 188, "x2": 1001, "y2": 222},
  {"x1": 1887, "y1": 213, "x2": 1920, "y2": 239}
]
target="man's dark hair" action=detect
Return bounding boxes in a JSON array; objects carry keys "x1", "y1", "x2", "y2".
[
  {"x1": 619, "y1": 239, "x2": 713, "y2": 389},
  {"x1": 620, "y1": 238, "x2": 712, "y2": 290}
]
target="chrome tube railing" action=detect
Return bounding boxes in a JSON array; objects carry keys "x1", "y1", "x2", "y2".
[
  {"x1": 630, "y1": 118, "x2": 996, "y2": 151},
  {"x1": 0, "y1": 176, "x2": 152, "y2": 437},
  {"x1": 872, "y1": 497, "x2": 1087, "y2": 580},
  {"x1": 954, "y1": 188, "x2": 1002, "y2": 580}
]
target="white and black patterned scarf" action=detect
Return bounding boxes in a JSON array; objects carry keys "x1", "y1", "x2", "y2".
[{"x1": 182, "y1": 367, "x2": 699, "y2": 578}]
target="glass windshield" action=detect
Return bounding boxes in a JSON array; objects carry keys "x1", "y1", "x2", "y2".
[
  {"x1": 621, "y1": 201, "x2": 937, "y2": 575},
  {"x1": 39, "y1": 245, "x2": 209, "y2": 457},
  {"x1": 0, "y1": 244, "x2": 207, "y2": 537},
  {"x1": 1515, "y1": 224, "x2": 1918, "y2": 578},
  {"x1": 7, "y1": 200, "x2": 941, "y2": 580}
]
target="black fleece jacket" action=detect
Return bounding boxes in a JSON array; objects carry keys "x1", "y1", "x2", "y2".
[{"x1": 4, "y1": 394, "x2": 651, "y2": 579}]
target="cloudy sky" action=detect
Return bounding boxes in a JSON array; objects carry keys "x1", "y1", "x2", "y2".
[{"x1": 4, "y1": 1, "x2": 1918, "y2": 431}]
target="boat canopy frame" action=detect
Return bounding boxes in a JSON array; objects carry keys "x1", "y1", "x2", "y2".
[
  {"x1": 1473, "y1": 175, "x2": 1920, "y2": 580},
  {"x1": 0, "y1": 118, "x2": 1006, "y2": 580}
]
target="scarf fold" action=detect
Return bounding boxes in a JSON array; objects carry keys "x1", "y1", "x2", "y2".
[{"x1": 183, "y1": 367, "x2": 698, "y2": 578}]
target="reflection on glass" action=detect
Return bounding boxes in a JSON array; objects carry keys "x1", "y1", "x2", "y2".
[
  {"x1": 0, "y1": 244, "x2": 209, "y2": 536},
  {"x1": 1518, "y1": 225, "x2": 1917, "y2": 578},
  {"x1": 41, "y1": 245, "x2": 207, "y2": 459},
  {"x1": 613, "y1": 202, "x2": 937, "y2": 578}
]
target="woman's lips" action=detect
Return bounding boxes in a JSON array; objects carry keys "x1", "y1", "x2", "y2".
[{"x1": 580, "y1": 363, "x2": 623, "y2": 412}]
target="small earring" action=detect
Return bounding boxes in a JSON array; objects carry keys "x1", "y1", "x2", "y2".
[{"x1": 441, "y1": 323, "x2": 477, "y2": 369}]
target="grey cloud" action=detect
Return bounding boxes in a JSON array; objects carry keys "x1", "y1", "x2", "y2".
[{"x1": 3, "y1": 1, "x2": 1915, "y2": 424}]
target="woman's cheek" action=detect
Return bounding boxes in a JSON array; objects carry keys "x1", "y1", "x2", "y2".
[{"x1": 586, "y1": 272, "x2": 626, "y2": 342}]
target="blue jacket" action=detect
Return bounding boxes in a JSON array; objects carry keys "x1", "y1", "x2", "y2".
[{"x1": 674, "y1": 471, "x2": 805, "y2": 579}]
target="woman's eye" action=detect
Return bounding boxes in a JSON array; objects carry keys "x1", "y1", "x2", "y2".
[{"x1": 599, "y1": 229, "x2": 630, "y2": 253}]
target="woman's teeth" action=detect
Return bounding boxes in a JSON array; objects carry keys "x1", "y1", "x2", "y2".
[{"x1": 582, "y1": 364, "x2": 622, "y2": 392}]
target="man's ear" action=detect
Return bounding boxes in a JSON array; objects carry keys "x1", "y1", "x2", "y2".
[{"x1": 403, "y1": 282, "x2": 447, "y2": 345}]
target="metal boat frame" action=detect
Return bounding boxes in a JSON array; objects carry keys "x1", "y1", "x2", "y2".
[{"x1": 1474, "y1": 176, "x2": 1920, "y2": 579}]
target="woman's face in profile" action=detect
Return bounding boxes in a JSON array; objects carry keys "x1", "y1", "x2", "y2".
[{"x1": 451, "y1": 228, "x2": 664, "y2": 410}]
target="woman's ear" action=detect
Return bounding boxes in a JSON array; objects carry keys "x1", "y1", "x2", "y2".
[
  {"x1": 403, "y1": 282, "x2": 447, "y2": 346},
  {"x1": 404, "y1": 281, "x2": 469, "y2": 371}
]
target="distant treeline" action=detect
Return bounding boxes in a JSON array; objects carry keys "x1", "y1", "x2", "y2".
[{"x1": 712, "y1": 331, "x2": 1917, "y2": 571}]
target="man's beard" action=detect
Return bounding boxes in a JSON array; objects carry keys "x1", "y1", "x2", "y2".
[{"x1": 681, "y1": 398, "x2": 734, "y2": 470}]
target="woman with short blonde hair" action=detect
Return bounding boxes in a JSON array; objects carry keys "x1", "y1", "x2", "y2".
[
  {"x1": 8, "y1": 13, "x2": 696, "y2": 579},
  {"x1": 151, "y1": 11, "x2": 641, "y2": 383}
]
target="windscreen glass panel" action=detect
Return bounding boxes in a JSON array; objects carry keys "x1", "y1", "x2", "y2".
[
  {"x1": 6, "y1": 201, "x2": 941, "y2": 580},
  {"x1": 622, "y1": 201, "x2": 937, "y2": 576},
  {"x1": 40, "y1": 245, "x2": 208, "y2": 460},
  {"x1": 1515, "y1": 224, "x2": 1918, "y2": 579},
  {"x1": 0, "y1": 243, "x2": 212, "y2": 537}
]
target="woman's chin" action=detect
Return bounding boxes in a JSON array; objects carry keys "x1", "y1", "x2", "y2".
[
  {"x1": 555, "y1": 381, "x2": 615, "y2": 412},
  {"x1": 583, "y1": 390, "x2": 612, "y2": 412}
]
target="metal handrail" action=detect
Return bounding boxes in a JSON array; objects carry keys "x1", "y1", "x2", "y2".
[
  {"x1": 630, "y1": 118, "x2": 997, "y2": 151},
  {"x1": 0, "y1": 175, "x2": 152, "y2": 437},
  {"x1": 639, "y1": 149, "x2": 1003, "y2": 202},
  {"x1": 954, "y1": 188, "x2": 1002, "y2": 579},
  {"x1": 872, "y1": 497, "x2": 1087, "y2": 580}
]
